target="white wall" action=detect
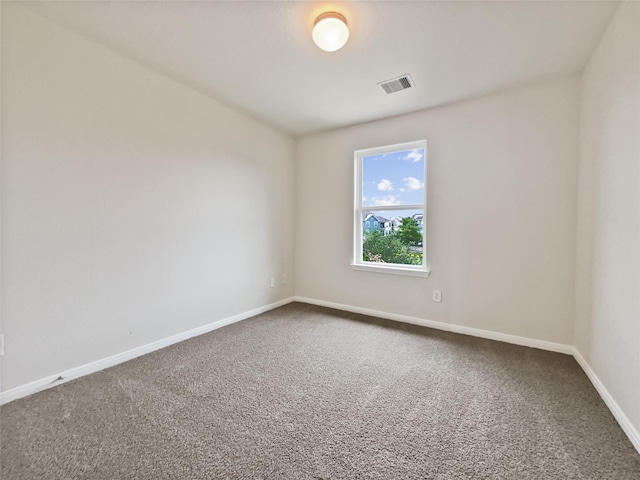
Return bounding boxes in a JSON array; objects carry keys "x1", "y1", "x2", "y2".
[
  {"x1": 295, "y1": 77, "x2": 580, "y2": 345},
  {"x1": 575, "y1": 1, "x2": 640, "y2": 437},
  {"x1": 1, "y1": 4, "x2": 294, "y2": 392}
]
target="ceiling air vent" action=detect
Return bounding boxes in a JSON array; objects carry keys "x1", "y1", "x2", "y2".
[{"x1": 378, "y1": 74, "x2": 414, "y2": 94}]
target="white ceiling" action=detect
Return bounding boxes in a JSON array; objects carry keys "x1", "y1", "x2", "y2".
[{"x1": 24, "y1": 1, "x2": 619, "y2": 137}]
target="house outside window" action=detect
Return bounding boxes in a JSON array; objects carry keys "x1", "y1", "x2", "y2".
[{"x1": 353, "y1": 140, "x2": 429, "y2": 277}]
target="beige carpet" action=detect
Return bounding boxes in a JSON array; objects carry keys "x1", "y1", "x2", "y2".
[{"x1": 2, "y1": 302, "x2": 639, "y2": 479}]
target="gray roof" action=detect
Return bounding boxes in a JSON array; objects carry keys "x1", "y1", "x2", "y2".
[{"x1": 363, "y1": 213, "x2": 389, "y2": 223}]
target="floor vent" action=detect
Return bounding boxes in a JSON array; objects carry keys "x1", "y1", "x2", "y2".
[{"x1": 378, "y1": 74, "x2": 414, "y2": 94}]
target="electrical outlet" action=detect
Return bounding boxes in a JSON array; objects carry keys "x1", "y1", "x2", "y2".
[
  {"x1": 281, "y1": 274, "x2": 287, "y2": 285},
  {"x1": 270, "y1": 277, "x2": 275, "y2": 288},
  {"x1": 432, "y1": 290, "x2": 442, "y2": 303}
]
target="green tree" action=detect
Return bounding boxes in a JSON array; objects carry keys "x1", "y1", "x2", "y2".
[
  {"x1": 398, "y1": 217, "x2": 422, "y2": 246},
  {"x1": 362, "y1": 231, "x2": 421, "y2": 265}
]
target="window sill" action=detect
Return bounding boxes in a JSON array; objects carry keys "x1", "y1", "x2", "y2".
[{"x1": 351, "y1": 263, "x2": 431, "y2": 277}]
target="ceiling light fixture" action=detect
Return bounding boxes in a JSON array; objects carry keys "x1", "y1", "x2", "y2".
[{"x1": 312, "y1": 12, "x2": 349, "y2": 52}]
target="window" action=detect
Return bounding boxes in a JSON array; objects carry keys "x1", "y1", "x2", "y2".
[{"x1": 353, "y1": 140, "x2": 429, "y2": 277}]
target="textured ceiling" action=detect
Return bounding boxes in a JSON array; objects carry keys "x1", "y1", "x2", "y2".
[{"x1": 23, "y1": 1, "x2": 619, "y2": 137}]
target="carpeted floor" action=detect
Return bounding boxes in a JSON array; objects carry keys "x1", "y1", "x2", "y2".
[{"x1": 2, "y1": 303, "x2": 639, "y2": 479}]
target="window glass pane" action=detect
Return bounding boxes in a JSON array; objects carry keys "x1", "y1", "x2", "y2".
[
  {"x1": 362, "y1": 148, "x2": 425, "y2": 207},
  {"x1": 361, "y1": 209, "x2": 424, "y2": 265}
]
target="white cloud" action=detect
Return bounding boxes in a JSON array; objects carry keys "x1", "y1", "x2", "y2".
[
  {"x1": 372, "y1": 195, "x2": 401, "y2": 206},
  {"x1": 403, "y1": 176, "x2": 424, "y2": 190},
  {"x1": 399, "y1": 188, "x2": 406, "y2": 193},
  {"x1": 405, "y1": 149, "x2": 423, "y2": 162},
  {"x1": 377, "y1": 179, "x2": 394, "y2": 191}
]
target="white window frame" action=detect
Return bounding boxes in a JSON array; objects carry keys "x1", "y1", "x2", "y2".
[{"x1": 352, "y1": 140, "x2": 430, "y2": 277}]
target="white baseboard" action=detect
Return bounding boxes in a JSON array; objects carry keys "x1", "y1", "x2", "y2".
[
  {"x1": 572, "y1": 348, "x2": 640, "y2": 454},
  {"x1": 0, "y1": 297, "x2": 295, "y2": 405},
  {"x1": 293, "y1": 296, "x2": 574, "y2": 354},
  {"x1": 4, "y1": 295, "x2": 638, "y2": 455}
]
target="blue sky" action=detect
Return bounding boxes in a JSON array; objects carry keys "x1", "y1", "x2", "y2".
[{"x1": 362, "y1": 148, "x2": 425, "y2": 208}]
